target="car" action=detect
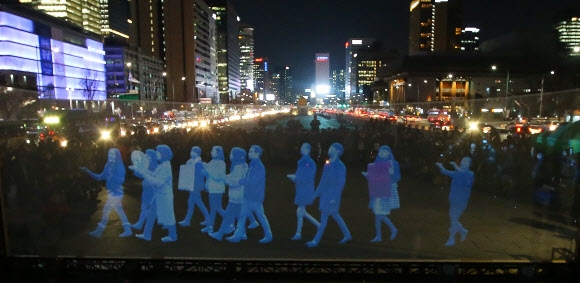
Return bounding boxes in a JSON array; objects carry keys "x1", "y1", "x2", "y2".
[
  {"x1": 403, "y1": 115, "x2": 421, "y2": 123},
  {"x1": 430, "y1": 120, "x2": 453, "y2": 131}
]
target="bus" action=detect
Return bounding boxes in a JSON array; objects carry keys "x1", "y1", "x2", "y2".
[
  {"x1": 40, "y1": 110, "x2": 121, "y2": 147},
  {"x1": 427, "y1": 109, "x2": 450, "y2": 123}
]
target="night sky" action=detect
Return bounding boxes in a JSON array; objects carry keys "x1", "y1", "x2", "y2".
[{"x1": 233, "y1": 0, "x2": 577, "y2": 89}]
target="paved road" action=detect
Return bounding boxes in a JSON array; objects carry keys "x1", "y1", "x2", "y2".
[{"x1": 5, "y1": 114, "x2": 576, "y2": 262}]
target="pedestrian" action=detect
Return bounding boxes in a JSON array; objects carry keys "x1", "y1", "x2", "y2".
[
  {"x1": 178, "y1": 146, "x2": 210, "y2": 227},
  {"x1": 131, "y1": 149, "x2": 158, "y2": 230},
  {"x1": 81, "y1": 148, "x2": 132, "y2": 238},
  {"x1": 306, "y1": 142, "x2": 352, "y2": 248},
  {"x1": 362, "y1": 145, "x2": 400, "y2": 242},
  {"x1": 287, "y1": 143, "x2": 319, "y2": 240},
  {"x1": 201, "y1": 146, "x2": 226, "y2": 233},
  {"x1": 436, "y1": 157, "x2": 474, "y2": 246}
]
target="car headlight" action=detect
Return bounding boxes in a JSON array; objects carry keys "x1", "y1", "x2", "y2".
[
  {"x1": 100, "y1": 130, "x2": 111, "y2": 140},
  {"x1": 469, "y1": 122, "x2": 478, "y2": 131},
  {"x1": 60, "y1": 140, "x2": 68, "y2": 147}
]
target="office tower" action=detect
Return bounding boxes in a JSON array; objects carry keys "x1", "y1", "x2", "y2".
[
  {"x1": 208, "y1": 0, "x2": 241, "y2": 103},
  {"x1": 1, "y1": 4, "x2": 106, "y2": 100},
  {"x1": 193, "y1": 0, "x2": 219, "y2": 102},
  {"x1": 253, "y1": 57, "x2": 269, "y2": 97},
  {"x1": 554, "y1": 9, "x2": 580, "y2": 57},
  {"x1": 128, "y1": 0, "x2": 162, "y2": 59},
  {"x1": 345, "y1": 38, "x2": 376, "y2": 100},
  {"x1": 460, "y1": 27, "x2": 480, "y2": 52},
  {"x1": 280, "y1": 66, "x2": 293, "y2": 103},
  {"x1": 239, "y1": 24, "x2": 254, "y2": 91},
  {"x1": 314, "y1": 53, "x2": 330, "y2": 96},
  {"x1": 409, "y1": 0, "x2": 462, "y2": 54},
  {"x1": 270, "y1": 72, "x2": 280, "y2": 97},
  {"x1": 100, "y1": 0, "x2": 130, "y2": 39},
  {"x1": 332, "y1": 69, "x2": 346, "y2": 98},
  {"x1": 19, "y1": 0, "x2": 101, "y2": 34}
]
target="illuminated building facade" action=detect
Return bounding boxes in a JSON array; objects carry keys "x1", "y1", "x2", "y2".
[
  {"x1": 253, "y1": 57, "x2": 269, "y2": 96},
  {"x1": 409, "y1": 0, "x2": 462, "y2": 54},
  {"x1": 460, "y1": 27, "x2": 480, "y2": 52},
  {"x1": 0, "y1": 6, "x2": 106, "y2": 100},
  {"x1": 100, "y1": 0, "x2": 130, "y2": 39},
  {"x1": 239, "y1": 24, "x2": 254, "y2": 91},
  {"x1": 208, "y1": 0, "x2": 241, "y2": 103},
  {"x1": 20, "y1": 0, "x2": 101, "y2": 35},
  {"x1": 314, "y1": 53, "x2": 330, "y2": 96},
  {"x1": 345, "y1": 38, "x2": 376, "y2": 100},
  {"x1": 554, "y1": 9, "x2": 580, "y2": 57},
  {"x1": 332, "y1": 69, "x2": 345, "y2": 98},
  {"x1": 193, "y1": 0, "x2": 218, "y2": 102},
  {"x1": 279, "y1": 66, "x2": 293, "y2": 103}
]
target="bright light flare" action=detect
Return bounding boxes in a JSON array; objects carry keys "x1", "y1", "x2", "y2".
[
  {"x1": 100, "y1": 130, "x2": 111, "y2": 140},
  {"x1": 469, "y1": 122, "x2": 478, "y2": 131}
]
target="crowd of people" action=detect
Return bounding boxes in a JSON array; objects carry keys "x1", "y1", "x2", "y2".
[{"x1": 1, "y1": 113, "x2": 578, "y2": 253}]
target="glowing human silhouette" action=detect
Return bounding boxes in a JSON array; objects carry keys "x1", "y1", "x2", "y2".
[
  {"x1": 362, "y1": 145, "x2": 400, "y2": 242},
  {"x1": 131, "y1": 149, "x2": 158, "y2": 230},
  {"x1": 201, "y1": 146, "x2": 226, "y2": 233},
  {"x1": 227, "y1": 145, "x2": 273, "y2": 244},
  {"x1": 306, "y1": 143, "x2": 352, "y2": 248},
  {"x1": 287, "y1": 143, "x2": 319, "y2": 240},
  {"x1": 436, "y1": 157, "x2": 474, "y2": 246},
  {"x1": 178, "y1": 146, "x2": 210, "y2": 227},
  {"x1": 81, "y1": 148, "x2": 132, "y2": 238},
  {"x1": 130, "y1": 145, "x2": 178, "y2": 242},
  {"x1": 210, "y1": 147, "x2": 248, "y2": 241}
]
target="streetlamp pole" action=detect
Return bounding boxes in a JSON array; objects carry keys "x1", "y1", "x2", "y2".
[{"x1": 540, "y1": 70, "x2": 555, "y2": 118}]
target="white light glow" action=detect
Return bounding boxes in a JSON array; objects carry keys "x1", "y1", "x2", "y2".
[{"x1": 351, "y1": 39, "x2": 362, "y2": 45}]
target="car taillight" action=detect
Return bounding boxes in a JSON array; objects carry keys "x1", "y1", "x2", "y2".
[{"x1": 516, "y1": 127, "x2": 521, "y2": 133}]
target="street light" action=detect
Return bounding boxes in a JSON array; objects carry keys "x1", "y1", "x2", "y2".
[
  {"x1": 66, "y1": 87, "x2": 73, "y2": 109},
  {"x1": 540, "y1": 70, "x2": 555, "y2": 118}
]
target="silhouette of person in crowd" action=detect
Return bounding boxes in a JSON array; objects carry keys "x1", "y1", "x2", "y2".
[
  {"x1": 287, "y1": 143, "x2": 319, "y2": 240},
  {"x1": 306, "y1": 142, "x2": 352, "y2": 248},
  {"x1": 178, "y1": 146, "x2": 210, "y2": 227},
  {"x1": 130, "y1": 145, "x2": 177, "y2": 242},
  {"x1": 131, "y1": 149, "x2": 158, "y2": 230},
  {"x1": 202, "y1": 146, "x2": 226, "y2": 233},
  {"x1": 227, "y1": 145, "x2": 273, "y2": 243},
  {"x1": 81, "y1": 148, "x2": 132, "y2": 238},
  {"x1": 362, "y1": 145, "x2": 400, "y2": 242},
  {"x1": 210, "y1": 147, "x2": 248, "y2": 241},
  {"x1": 310, "y1": 114, "x2": 321, "y2": 133},
  {"x1": 436, "y1": 157, "x2": 474, "y2": 246}
]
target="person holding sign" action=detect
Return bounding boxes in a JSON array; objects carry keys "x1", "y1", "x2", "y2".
[
  {"x1": 130, "y1": 145, "x2": 177, "y2": 242},
  {"x1": 131, "y1": 149, "x2": 158, "y2": 230},
  {"x1": 287, "y1": 143, "x2": 319, "y2": 240},
  {"x1": 178, "y1": 146, "x2": 209, "y2": 227},
  {"x1": 201, "y1": 146, "x2": 226, "y2": 233},
  {"x1": 362, "y1": 145, "x2": 400, "y2": 242},
  {"x1": 306, "y1": 143, "x2": 352, "y2": 248}
]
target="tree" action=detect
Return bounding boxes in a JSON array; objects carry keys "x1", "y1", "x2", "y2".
[
  {"x1": 0, "y1": 88, "x2": 37, "y2": 120},
  {"x1": 80, "y1": 69, "x2": 99, "y2": 101}
]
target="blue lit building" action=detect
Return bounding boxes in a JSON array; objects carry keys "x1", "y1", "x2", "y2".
[{"x1": 0, "y1": 4, "x2": 106, "y2": 100}]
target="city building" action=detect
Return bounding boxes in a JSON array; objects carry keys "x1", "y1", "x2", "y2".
[
  {"x1": 0, "y1": 5, "x2": 106, "y2": 100},
  {"x1": 345, "y1": 38, "x2": 376, "y2": 100},
  {"x1": 270, "y1": 72, "x2": 280, "y2": 98},
  {"x1": 314, "y1": 53, "x2": 330, "y2": 98},
  {"x1": 460, "y1": 27, "x2": 481, "y2": 52},
  {"x1": 239, "y1": 24, "x2": 254, "y2": 91},
  {"x1": 554, "y1": 8, "x2": 580, "y2": 57},
  {"x1": 208, "y1": 0, "x2": 241, "y2": 103},
  {"x1": 408, "y1": 0, "x2": 462, "y2": 55},
  {"x1": 279, "y1": 66, "x2": 293, "y2": 103},
  {"x1": 100, "y1": 0, "x2": 130, "y2": 39},
  {"x1": 19, "y1": 0, "x2": 102, "y2": 35},
  {"x1": 193, "y1": 0, "x2": 219, "y2": 102},
  {"x1": 128, "y1": 0, "x2": 162, "y2": 60},
  {"x1": 332, "y1": 68, "x2": 346, "y2": 99},
  {"x1": 104, "y1": 38, "x2": 165, "y2": 101},
  {"x1": 253, "y1": 57, "x2": 269, "y2": 97}
]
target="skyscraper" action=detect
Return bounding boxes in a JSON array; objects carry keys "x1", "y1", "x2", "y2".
[
  {"x1": 554, "y1": 9, "x2": 580, "y2": 57},
  {"x1": 208, "y1": 0, "x2": 241, "y2": 103},
  {"x1": 253, "y1": 57, "x2": 269, "y2": 97},
  {"x1": 193, "y1": 0, "x2": 219, "y2": 102},
  {"x1": 332, "y1": 69, "x2": 346, "y2": 98},
  {"x1": 314, "y1": 53, "x2": 330, "y2": 96},
  {"x1": 19, "y1": 0, "x2": 101, "y2": 34},
  {"x1": 280, "y1": 66, "x2": 293, "y2": 103},
  {"x1": 345, "y1": 38, "x2": 376, "y2": 100},
  {"x1": 409, "y1": 0, "x2": 462, "y2": 54},
  {"x1": 128, "y1": 0, "x2": 163, "y2": 59},
  {"x1": 460, "y1": 27, "x2": 480, "y2": 53},
  {"x1": 239, "y1": 24, "x2": 254, "y2": 91},
  {"x1": 100, "y1": 0, "x2": 130, "y2": 39}
]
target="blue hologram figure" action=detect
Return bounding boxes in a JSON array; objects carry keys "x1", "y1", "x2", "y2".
[
  {"x1": 436, "y1": 157, "x2": 474, "y2": 247},
  {"x1": 130, "y1": 145, "x2": 178, "y2": 242},
  {"x1": 210, "y1": 147, "x2": 248, "y2": 241},
  {"x1": 227, "y1": 145, "x2": 273, "y2": 244},
  {"x1": 287, "y1": 143, "x2": 319, "y2": 240},
  {"x1": 81, "y1": 148, "x2": 132, "y2": 238},
  {"x1": 131, "y1": 149, "x2": 158, "y2": 230},
  {"x1": 306, "y1": 143, "x2": 352, "y2": 248},
  {"x1": 361, "y1": 145, "x2": 400, "y2": 242},
  {"x1": 201, "y1": 146, "x2": 226, "y2": 233},
  {"x1": 178, "y1": 146, "x2": 210, "y2": 227}
]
